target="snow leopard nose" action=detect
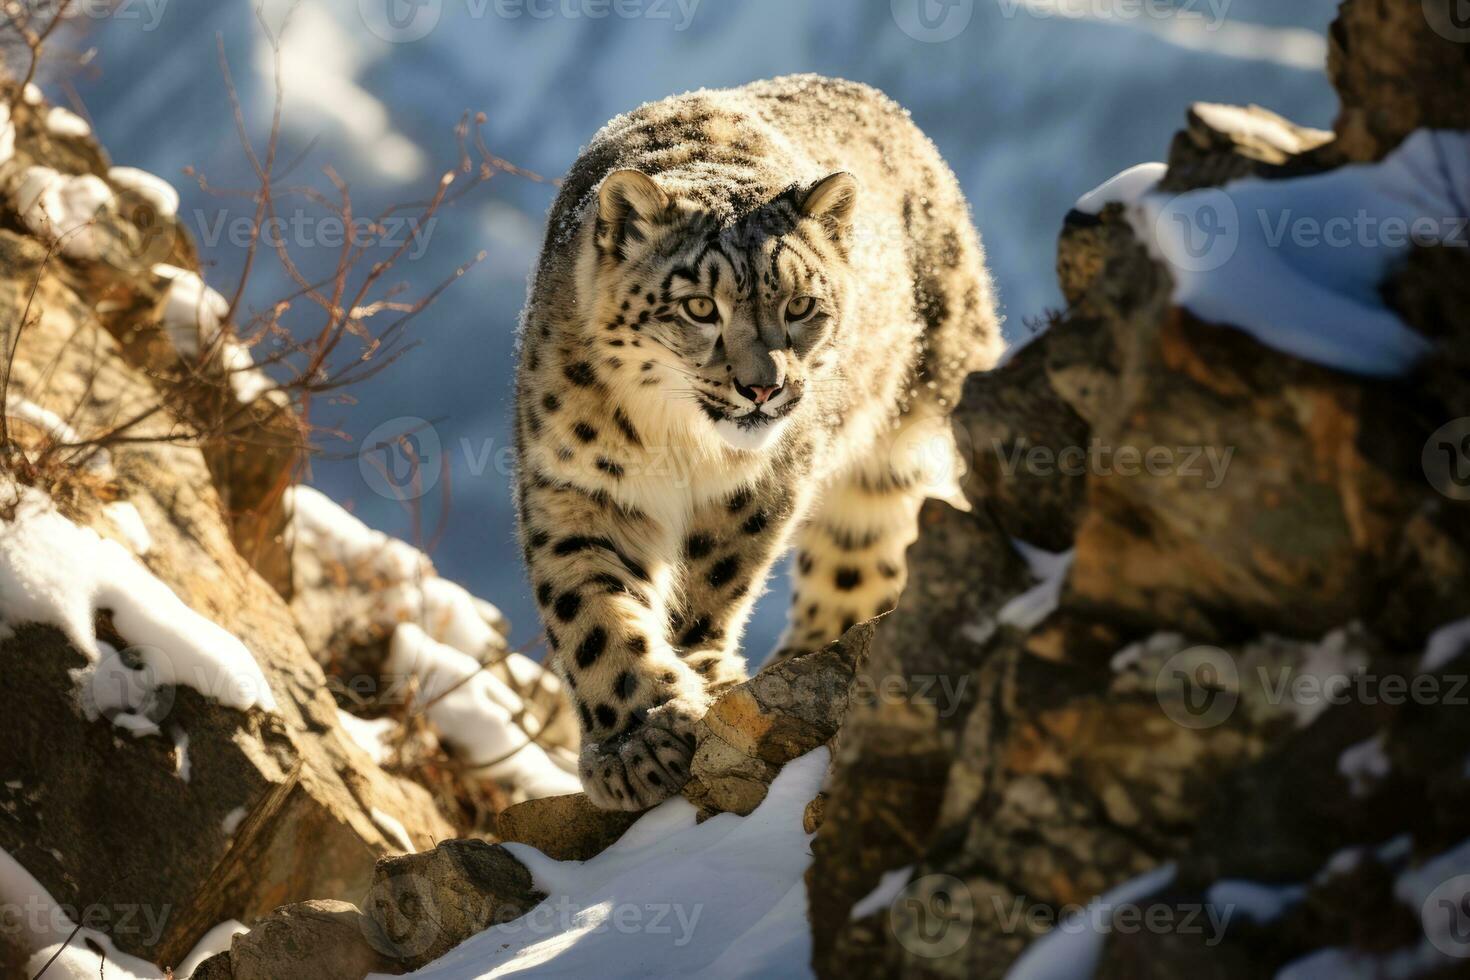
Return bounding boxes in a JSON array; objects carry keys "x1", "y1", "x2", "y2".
[{"x1": 734, "y1": 379, "x2": 783, "y2": 405}]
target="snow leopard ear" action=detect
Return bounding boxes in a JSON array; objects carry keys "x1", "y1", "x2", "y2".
[
  {"x1": 800, "y1": 172, "x2": 858, "y2": 240},
  {"x1": 596, "y1": 169, "x2": 673, "y2": 259}
]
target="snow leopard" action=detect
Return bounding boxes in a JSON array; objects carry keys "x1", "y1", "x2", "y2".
[{"x1": 514, "y1": 74, "x2": 1002, "y2": 810}]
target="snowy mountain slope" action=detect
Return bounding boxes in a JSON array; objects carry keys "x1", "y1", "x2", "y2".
[{"x1": 62, "y1": 0, "x2": 1341, "y2": 658}]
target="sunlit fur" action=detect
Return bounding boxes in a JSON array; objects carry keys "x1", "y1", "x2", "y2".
[{"x1": 514, "y1": 75, "x2": 1002, "y2": 810}]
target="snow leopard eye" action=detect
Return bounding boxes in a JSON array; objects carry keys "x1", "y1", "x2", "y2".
[
  {"x1": 785, "y1": 295, "x2": 816, "y2": 322},
  {"x1": 681, "y1": 296, "x2": 719, "y2": 325}
]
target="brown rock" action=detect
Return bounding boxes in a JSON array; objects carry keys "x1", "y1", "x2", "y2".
[
  {"x1": 188, "y1": 950, "x2": 236, "y2": 979},
  {"x1": 363, "y1": 839, "x2": 544, "y2": 969},
  {"x1": 1159, "y1": 102, "x2": 1332, "y2": 193},
  {"x1": 494, "y1": 793, "x2": 640, "y2": 861},
  {"x1": 953, "y1": 320, "x2": 1094, "y2": 551},
  {"x1": 0, "y1": 212, "x2": 453, "y2": 966},
  {"x1": 1328, "y1": 0, "x2": 1470, "y2": 162},
  {"x1": 802, "y1": 792, "x2": 827, "y2": 834},
  {"x1": 808, "y1": 500, "x2": 1031, "y2": 976},
  {"x1": 687, "y1": 619, "x2": 877, "y2": 816},
  {"x1": 1067, "y1": 305, "x2": 1469, "y2": 645},
  {"x1": 227, "y1": 900, "x2": 401, "y2": 980}
]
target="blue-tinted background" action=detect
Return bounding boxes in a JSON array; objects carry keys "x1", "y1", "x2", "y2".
[{"x1": 61, "y1": 0, "x2": 1340, "y2": 659}]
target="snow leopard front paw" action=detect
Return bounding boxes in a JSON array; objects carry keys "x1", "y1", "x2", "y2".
[{"x1": 579, "y1": 697, "x2": 705, "y2": 811}]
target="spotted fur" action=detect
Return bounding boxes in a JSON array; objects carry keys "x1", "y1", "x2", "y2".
[{"x1": 514, "y1": 75, "x2": 1001, "y2": 810}]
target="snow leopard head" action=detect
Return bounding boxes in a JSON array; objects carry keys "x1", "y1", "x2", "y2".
[{"x1": 583, "y1": 168, "x2": 858, "y2": 453}]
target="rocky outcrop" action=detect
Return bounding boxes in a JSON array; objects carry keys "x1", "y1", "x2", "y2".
[
  {"x1": 363, "y1": 839, "x2": 545, "y2": 970},
  {"x1": 5, "y1": 2, "x2": 1468, "y2": 978},
  {"x1": 219, "y1": 900, "x2": 401, "y2": 980},
  {"x1": 494, "y1": 792, "x2": 641, "y2": 861},
  {"x1": 683, "y1": 620, "x2": 878, "y2": 817},
  {"x1": 805, "y1": 3, "x2": 1470, "y2": 978},
  {"x1": 0, "y1": 81, "x2": 566, "y2": 976}
]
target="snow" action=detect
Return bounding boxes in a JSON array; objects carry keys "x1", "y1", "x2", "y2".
[
  {"x1": 1205, "y1": 879, "x2": 1304, "y2": 924},
  {"x1": 221, "y1": 805, "x2": 248, "y2": 836},
  {"x1": 292, "y1": 485, "x2": 577, "y2": 796},
  {"x1": 1394, "y1": 836, "x2": 1470, "y2": 928},
  {"x1": 848, "y1": 865, "x2": 914, "y2": 920},
  {"x1": 1074, "y1": 162, "x2": 1165, "y2": 215},
  {"x1": 394, "y1": 748, "x2": 829, "y2": 980},
  {"x1": 1275, "y1": 943, "x2": 1442, "y2": 980},
  {"x1": 259, "y1": 0, "x2": 426, "y2": 181},
  {"x1": 152, "y1": 262, "x2": 230, "y2": 345},
  {"x1": 45, "y1": 105, "x2": 92, "y2": 138},
  {"x1": 172, "y1": 725, "x2": 191, "y2": 782},
  {"x1": 11, "y1": 165, "x2": 115, "y2": 260},
  {"x1": 0, "y1": 103, "x2": 13, "y2": 167},
  {"x1": 337, "y1": 707, "x2": 397, "y2": 766},
  {"x1": 1338, "y1": 734, "x2": 1390, "y2": 798},
  {"x1": 1006, "y1": 863, "x2": 1177, "y2": 980},
  {"x1": 371, "y1": 806, "x2": 416, "y2": 852},
  {"x1": 0, "y1": 484, "x2": 276, "y2": 713},
  {"x1": 1191, "y1": 102, "x2": 1328, "y2": 153},
  {"x1": 176, "y1": 919, "x2": 249, "y2": 977},
  {"x1": 0, "y1": 846, "x2": 240, "y2": 979},
  {"x1": 3, "y1": 395, "x2": 112, "y2": 474},
  {"x1": 386, "y1": 623, "x2": 579, "y2": 799},
  {"x1": 1108, "y1": 632, "x2": 1189, "y2": 674},
  {"x1": 1128, "y1": 129, "x2": 1468, "y2": 376},
  {"x1": 290, "y1": 486, "x2": 521, "y2": 665},
  {"x1": 104, "y1": 500, "x2": 153, "y2": 555},
  {"x1": 1004, "y1": 0, "x2": 1328, "y2": 71},
  {"x1": 107, "y1": 165, "x2": 180, "y2": 217},
  {"x1": 997, "y1": 542, "x2": 1075, "y2": 631},
  {"x1": 1418, "y1": 617, "x2": 1470, "y2": 673},
  {"x1": 150, "y1": 263, "x2": 276, "y2": 403},
  {"x1": 1286, "y1": 628, "x2": 1369, "y2": 728}
]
